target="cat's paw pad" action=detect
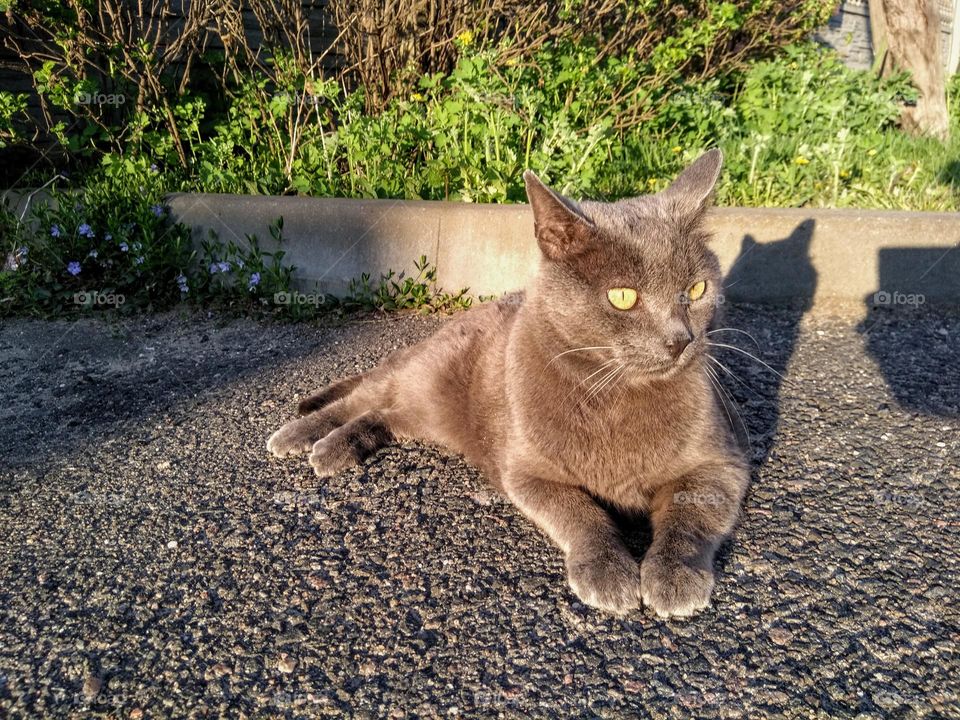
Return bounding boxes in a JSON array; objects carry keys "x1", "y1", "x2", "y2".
[
  {"x1": 565, "y1": 543, "x2": 642, "y2": 615},
  {"x1": 308, "y1": 436, "x2": 358, "y2": 478},
  {"x1": 267, "y1": 418, "x2": 328, "y2": 457},
  {"x1": 640, "y1": 555, "x2": 714, "y2": 619}
]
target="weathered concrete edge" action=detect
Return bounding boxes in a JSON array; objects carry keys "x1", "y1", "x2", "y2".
[{"x1": 166, "y1": 193, "x2": 960, "y2": 308}]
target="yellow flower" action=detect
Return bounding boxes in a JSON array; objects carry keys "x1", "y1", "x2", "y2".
[
  {"x1": 647, "y1": 177, "x2": 658, "y2": 187},
  {"x1": 794, "y1": 156, "x2": 810, "y2": 166},
  {"x1": 867, "y1": 148, "x2": 878, "y2": 156},
  {"x1": 671, "y1": 145, "x2": 682, "y2": 153},
  {"x1": 456, "y1": 29, "x2": 474, "y2": 46},
  {"x1": 410, "y1": 93, "x2": 424, "y2": 102},
  {"x1": 839, "y1": 169, "x2": 850, "y2": 178}
]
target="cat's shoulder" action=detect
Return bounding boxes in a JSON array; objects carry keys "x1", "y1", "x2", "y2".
[{"x1": 493, "y1": 291, "x2": 525, "y2": 313}]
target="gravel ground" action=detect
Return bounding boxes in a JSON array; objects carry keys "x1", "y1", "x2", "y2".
[{"x1": 0, "y1": 303, "x2": 957, "y2": 719}]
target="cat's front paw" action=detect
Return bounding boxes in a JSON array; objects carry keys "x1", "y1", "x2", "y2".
[
  {"x1": 640, "y1": 554, "x2": 714, "y2": 619},
  {"x1": 565, "y1": 542, "x2": 642, "y2": 615},
  {"x1": 267, "y1": 416, "x2": 333, "y2": 457}
]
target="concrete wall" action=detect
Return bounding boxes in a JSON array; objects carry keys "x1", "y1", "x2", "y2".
[{"x1": 166, "y1": 193, "x2": 960, "y2": 310}]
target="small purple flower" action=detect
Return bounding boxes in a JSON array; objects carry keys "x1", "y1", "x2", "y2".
[
  {"x1": 176, "y1": 273, "x2": 189, "y2": 294},
  {"x1": 209, "y1": 262, "x2": 219, "y2": 274},
  {"x1": 78, "y1": 223, "x2": 94, "y2": 238},
  {"x1": 150, "y1": 163, "x2": 159, "y2": 173},
  {"x1": 18, "y1": 246, "x2": 27, "y2": 258},
  {"x1": 119, "y1": 242, "x2": 129, "y2": 252},
  {"x1": 50, "y1": 224, "x2": 62, "y2": 238},
  {"x1": 87, "y1": 249, "x2": 98, "y2": 259},
  {"x1": 248, "y1": 272, "x2": 261, "y2": 290},
  {"x1": 217, "y1": 261, "x2": 231, "y2": 273},
  {"x1": 151, "y1": 204, "x2": 164, "y2": 217},
  {"x1": 105, "y1": 233, "x2": 113, "y2": 242},
  {"x1": 134, "y1": 256, "x2": 144, "y2": 265},
  {"x1": 67, "y1": 261, "x2": 81, "y2": 276}
]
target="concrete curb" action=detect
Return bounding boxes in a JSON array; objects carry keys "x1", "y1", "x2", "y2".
[{"x1": 166, "y1": 193, "x2": 960, "y2": 308}]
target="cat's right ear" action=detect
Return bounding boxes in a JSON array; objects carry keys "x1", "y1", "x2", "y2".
[{"x1": 523, "y1": 171, "x2": 594, "y2": 260}]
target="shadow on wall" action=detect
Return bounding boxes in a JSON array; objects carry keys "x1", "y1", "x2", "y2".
[
  {"x1": 858, "y1": 246, "x2": 960, "y2": 418},
  {"x1": 616, "y1": 221, "x2": 817, "y2": 566},
  {"x1": 714, "y1": 220, "x2": 817, "y2": 472}
]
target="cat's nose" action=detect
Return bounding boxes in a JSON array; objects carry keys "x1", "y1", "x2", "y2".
[{"x1": 666, "y1": 330, "x2": 693, "y2": 359}]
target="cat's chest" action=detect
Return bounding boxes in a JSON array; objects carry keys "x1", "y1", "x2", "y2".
[{"x1": 530, "y1": 398, "x2": 706, "y2": 502}]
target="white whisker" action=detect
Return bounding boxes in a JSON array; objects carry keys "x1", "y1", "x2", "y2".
[
  {"x1": 557, "y1": 358, "x2": 620, "y2": 411},
  {"x1": 579, "y1": 363, "x2": 624, "y2": 409},
  {"x1": 706, "y1": 341, "x2": 793, "y2": 385},
  {"x1": 706, "y1": 327, "x2": 762, "y2": 352},
  {"x1": 705, "y1": 354, "x2": 768, "y2": 402},
  {"x1": 544, "y1": 346, "x2": 616, "y2": 369},
  {"x1": 704, "y1": 363, "x2": 752, "y2": 454}
]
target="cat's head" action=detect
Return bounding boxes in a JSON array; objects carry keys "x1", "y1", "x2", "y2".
[{"x1": 524, "y1": 150, "x2": 724, "y2": 382}]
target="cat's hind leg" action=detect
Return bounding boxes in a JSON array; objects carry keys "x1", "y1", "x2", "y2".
[
  {"x1": 308, "y1": 410, "x2": 394, "y2": 477},
  {"x1": 297, "y1": 372, "x2": 368, "y2": 416},
  {"x1": 267, "y1": 401, "x2": 349, "y2": 457},
  {"x1": 269, "y1": 371, "x2": 394, "y2": 459}
]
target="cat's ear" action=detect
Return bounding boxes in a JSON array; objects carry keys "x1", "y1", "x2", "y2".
[
  {"x1": 523, "y1": 171, "x2": 595, "y2": 260},
  {"x1": 660, "y1": 149, "x2": 723, "y2": 214}
]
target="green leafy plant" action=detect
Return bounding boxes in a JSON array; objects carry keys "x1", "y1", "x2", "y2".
[
  {"x1": 0, "y1": 162, "x2": 192, "y2": 316},
  {"x1": 192, "y1": 218, "x2": 300, "y2": 315},
  {"x1": 4, "y1": 22, "x2": 960, "y2": 319},
  {"x1": 344, "y1": 256, "x2": 472, "y2": 313}
]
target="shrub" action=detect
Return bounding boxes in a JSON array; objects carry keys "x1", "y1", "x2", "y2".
[
  {"x1": 332, "y1": 0, "x2": 834, "y2": 113},
  {"x1": 1, "y1": 160, "x2": 192, "y2": 315},
  {"x1": 0, "y1": 0, "x2": 832, "y2": 184}
]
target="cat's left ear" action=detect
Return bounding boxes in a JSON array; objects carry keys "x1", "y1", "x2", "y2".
[
  {"x1": 523, "y1": 171, "x2": 595, "y2": 261},
  {"x1": 660, "y1": 148, "x2": 723, "y2": 214}
]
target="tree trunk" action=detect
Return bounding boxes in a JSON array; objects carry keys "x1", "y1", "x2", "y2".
[{"x1": 872, "y1": 0, "x2": 950, "y2": 140}]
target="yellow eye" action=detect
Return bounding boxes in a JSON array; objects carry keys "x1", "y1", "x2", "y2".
[
  {"x1": 607, "y1": 287, "x2": 638, "y2": 310},
  {"x1": 687, "y1": 280, "x2": 707, "y2": 301}
]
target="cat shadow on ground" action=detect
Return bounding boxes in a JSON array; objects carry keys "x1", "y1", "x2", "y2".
[
  {"x1": 857, "y1": 246, "x2": 960, "y2": 418},
  {"x1": 615, "y1": 220, "x2": 818, "y2": 571}
]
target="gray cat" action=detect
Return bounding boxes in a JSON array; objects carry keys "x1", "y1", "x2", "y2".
[{"x1": 268, "y1": 150, "x2": 749, "y2": 618}]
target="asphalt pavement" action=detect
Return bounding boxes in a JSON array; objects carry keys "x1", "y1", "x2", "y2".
[{"x1": 0, "y1": 303, "x2": 957, "y2": 719}]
